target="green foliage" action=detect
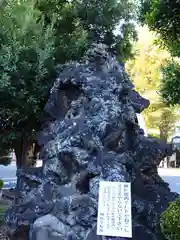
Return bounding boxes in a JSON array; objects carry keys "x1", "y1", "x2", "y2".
[
  {"x1": 75, "y1": 0, "x2": 138, "y2": 61},
  {"x1": 0, "y1": 0, "x2": 55, "y2": 154},
  {"x1": 0, "y1": 180, "x2": 4, "y2": 189},
  {"x1": 144, "y1": 103, "x2": 178, "y2": 141},
  {"x1": 35, "y1": 0, "x2": 89, "y2": 63},
  {"x1": 160, "y1": 60, "x2": 180, "y2": 106},
  {"x1": 160, "y1": 198, "x2": 180, "y2": 240},
  {"x1": 37, "y1": 0, "x2": 138, "y2": 62},
  {"x1": 139, "y1": 0, "x2": 180, "y2": 105},
  {"x1": 0, "y1": 157, "x2": 11, "y2": 166},
  {"x1": 0, "y1": 205, "x2": 8, "y2": 223},
  {"x1": 126, "y1": 27, "x2": 178, "y2": 141},
  {"x1": 139, "y1": 0, "x2": 180, "y2": 57}
]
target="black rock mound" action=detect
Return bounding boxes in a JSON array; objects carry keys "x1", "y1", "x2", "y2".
[{"x1": 5, "y1": 44, "x2": 178, "y2": 240}]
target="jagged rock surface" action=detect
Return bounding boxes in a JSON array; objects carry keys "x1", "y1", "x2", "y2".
[{"x1": 5, "y1": 44, "x2": 178, "y2": 240}]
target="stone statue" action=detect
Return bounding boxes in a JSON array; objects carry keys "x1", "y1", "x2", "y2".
[{"x1": 5, "y1": 43, "x2": 178, "y2": 240}]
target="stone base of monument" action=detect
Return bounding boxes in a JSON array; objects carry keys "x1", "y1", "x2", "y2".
[
  {"x1": 4, "y1": 44, "x2": 178, "y2": 240},
  {"x1": 30, "y1": 216, "x2": 131, "y2": 240},
  {"x1": 30, "y1": 216, "x2": 102, "y2": 240}
]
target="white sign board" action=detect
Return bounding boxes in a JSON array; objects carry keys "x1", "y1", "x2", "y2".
[{"x1": 97, "y1": 181, "x2": 132, "y2": 238}]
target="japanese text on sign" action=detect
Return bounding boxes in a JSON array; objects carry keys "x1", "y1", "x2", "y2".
[{"x1": 97, "y1": 181, "x2": 132, "y2": 238}]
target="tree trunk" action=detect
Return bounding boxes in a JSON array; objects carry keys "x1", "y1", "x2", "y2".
[
  {"x1": 14, "y1": 138, "x2": 40, "y2": 168},
  {"x1": 160, "y1": 128, "x2": 168, "y2": 143},
  {"x1": 160, "y1": 128, "x2": 170, "y2": 167},
  {"x1": 14, "y1": 138, "x2": 33, "y2": 168},
  {"x1": 14, "y1": 140, "x2": 23, "y2": 168}
]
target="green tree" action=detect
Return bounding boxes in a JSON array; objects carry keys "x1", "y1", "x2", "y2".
[
  {"x1": 35, "y1": 0, "x2": 89, "y2": 64},
  {"x1": 0, "y1": 0, "x2": 55, "y2": 167},
  {"x1": 160, "y1": 60, "x2": 180, "y2": 106},
  {"x1": 75, "y1": 0, "x2": 137, "y2": 61},
  {"x1": 139, "y1": 0, "x2": 180, "y2": 57},
  {"x1": 126, "y1": 26, "x2": 179, "y2": 141},
  {"x1": 0, "y1": 149, "x2": 11, "y2": 166},
  {"x1": 0, "y1": 0, "x2": 137, "y2": 167},
  {"x1": 145, "y1": 101, "x2": 178, "y2": 142},
  {"x1": 139, "y1": 0, "x2": 180, "y2": 105},
  {"x1": 36, "y1": 0, "x2": 138, "y2": 62}
]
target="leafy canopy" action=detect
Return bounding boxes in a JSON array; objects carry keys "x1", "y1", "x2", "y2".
[
  {"x1": 75, "y1": 0, "x2": 138, "y2": 61},
  {"x1": 0, "y1": 0, "x2": 55, "y2": 153},
  {"x1": 36, "y1": 0, "x2": 138, "y2": 62},
  {"x1": 126, "y1": 27, "x2": 179, "y2": 141},
  {"x1": 160, "y1": 60, "x2": 180, "y2": 106},
  {"x1": 139, "y1": 0, "x2": 180, "y2": 57},
  {"x1": 139, "y1": 0, "x2": 180, "y2": 105}
]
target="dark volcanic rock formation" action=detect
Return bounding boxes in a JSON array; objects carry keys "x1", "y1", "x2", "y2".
[{"x1": 5, "y1": 44, "x2": 178, "y2": 240}]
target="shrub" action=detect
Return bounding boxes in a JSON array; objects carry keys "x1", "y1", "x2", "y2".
[
  {"x1": 0, "y1": 180, "x2": 4, "y2": 189},
  {"x1": 0, "y1": 156, "x2": 11, "y2": 166},
  {"x1": 160, "y1": 197, "x2": 180, "y2": 240},
  {"x1": 0, "y1": 205, "x2": 8, "y2": 223}
]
